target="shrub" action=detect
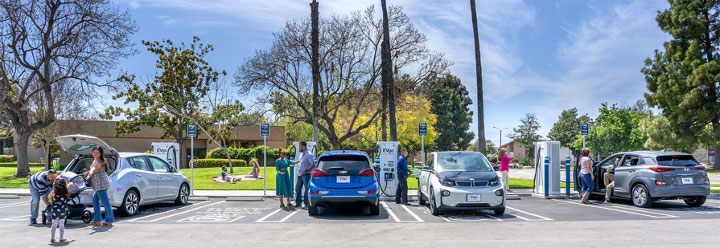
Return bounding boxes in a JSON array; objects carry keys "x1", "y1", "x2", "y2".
[
  {"x1": 0, "y1": 162, "x2": 44, "y2": 167},
  {"x1": 511, "y1": 158, "x2": 519, "y2": 163},
  {"x1": 207, "y1": 146, "x2": 280, "y2": 166},
  {"x1": 0, "y1": 155, "x2": 14, "y2": 162},
  {"x1": 488, "y1": 156, "x2": 498, "y2": 163},
  {"x1": 192, "y1": 159, "x2": 247, "y2": 168}
]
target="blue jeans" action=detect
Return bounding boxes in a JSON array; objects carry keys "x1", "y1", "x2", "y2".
[
  {"x1": 580, "y1": 173, "x2": 594, "y2": 194},
  {"x1": 92, "y1": 190, "x2": 114, "y2": 223},
  {"x1": 295, "y1": 174, "x2": 310, "y2": 207},
  {"x1": 29, "y1": 184, "x2": 49, "y2": 220}
]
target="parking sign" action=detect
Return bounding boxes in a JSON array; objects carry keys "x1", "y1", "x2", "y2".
[
  {"x1": 419, "y1": 123, "x2": 427, "y2": 137},
  {"x1": 187, "y1": 123, "x2": 197, "y2": 138},
  {"x1": 581, "y1": 123, "x2": 589, "y2": 136},
  {"x1": 261, "y1": 123, "x2": 270, "y2": 137}
]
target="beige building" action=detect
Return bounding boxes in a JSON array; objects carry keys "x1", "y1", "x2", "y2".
[
  {"x1": 26, "y1": 120, "x2": 285, "y2": 168},
  {"x1": 501, "y1": 140, "x2": 572, "y2": 164}
]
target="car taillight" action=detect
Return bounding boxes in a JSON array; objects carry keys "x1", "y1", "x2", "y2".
[
  {"x1": 655, "y1": 180, "x2": 667, "y2": 186},
  {"x1": 357, "y1": 190, "x2": 375, "y2": 194},
  {"x1": 311, "y1": 169, "x2": 328, "y2": 177},
  {"x1": 359, "y1": 168, "x2": 375, "y2": 177},
  {"x1": 696, "y1": 167, "x2": 706, "y2": 171},
  {"x1": 649, "y1": 167, "x2": 675, "y2": 172}
]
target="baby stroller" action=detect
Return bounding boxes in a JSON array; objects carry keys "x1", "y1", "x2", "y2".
[{"x1": 42, "y1": 171, "x2": 93, "y2": 225}]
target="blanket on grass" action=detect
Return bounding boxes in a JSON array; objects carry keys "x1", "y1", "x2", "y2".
[{"x1": 211, "y1": 176, "x2": 264, "y2": 183}]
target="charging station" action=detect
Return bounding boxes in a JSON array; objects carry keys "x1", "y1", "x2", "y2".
[
  {"x1": 152, "y1": 142, "x2": 180, "y2": 170},
  {"x1": 377, "y1": 141, "x2": 400, "y2": 198},
  {"x1": 533, "y1": 141, "x2": 562, "y2": 197}
]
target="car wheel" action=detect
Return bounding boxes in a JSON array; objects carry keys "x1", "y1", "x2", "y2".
[
  {"x1": 631, "y1": 184, "x2": 653, "y2": 208},
  {"x1": 175, "y1": 183, "x2": 189, "y2": 205},
  {"x1": 308, "y1": 205, "x2": 319, "y2": 216},
  {"x1": 684, "y1": 196, "x2": 706, "y2": 207},
  {"x1": 429, "y1": 188, "x2": 440, "y2": 216},
  {"x1": 369, "y1": 203, "x2": 380, "y2": 216},
  {"x1": 119, "y1": 189, "x2": 140, "y2": 216},
  {"x1": 81, "y1": 210, "x2": 93, "y2": 223},
  {"x1": 418, "y1": 192, "x2": 427, "y2": 206},
  {"x1": 493, "y1": 207, "x2": 505, "y2": 216}
]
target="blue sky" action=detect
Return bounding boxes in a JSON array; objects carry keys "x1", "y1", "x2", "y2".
[{"x1": 107, "y1": 0, "x2": 671, "y2": 147}]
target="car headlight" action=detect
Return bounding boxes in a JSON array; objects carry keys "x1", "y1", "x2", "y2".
[
  {"x1": 441, "y1": 179, "x2": 455, "y2": 187},
  {"x1": 489, "y1": 178, "x2": 500, "y2": 187}
]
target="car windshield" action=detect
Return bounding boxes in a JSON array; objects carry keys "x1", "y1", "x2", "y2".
[
  {"x1": 436, "y1": 152, "x2": 492, "y2": 172},
  {"x1": 655, "y1": 155, "x2": 700, "y2": 166},
  {"x1": 318, "y1": 155, "x2": 370, "y2": 171}
]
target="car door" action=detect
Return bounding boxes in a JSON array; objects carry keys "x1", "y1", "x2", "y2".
[
  {"x1": 615, "y1": 154, "x2": 641, "y2": 197},
  {"x1": 127, "y1": 156, "x2": 155, "y2": 201},
  {"x1": 420, "y1": 154, "x2": 435, "y2": 196},
  {"x1": 592, "y1": 154, "x2": 621, "y2": 193},
  {"x1": 148, "y1": 156, "x2": 177, "y2": 200}
]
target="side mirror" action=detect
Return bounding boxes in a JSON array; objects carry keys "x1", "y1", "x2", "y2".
[{"x1": 493, "y1": 166, "x2": 500, "y2": 171}]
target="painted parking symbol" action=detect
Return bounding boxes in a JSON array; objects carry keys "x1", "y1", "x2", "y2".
[{"x1": 178, "y1": 207, "x2": 271, "y2": 223}]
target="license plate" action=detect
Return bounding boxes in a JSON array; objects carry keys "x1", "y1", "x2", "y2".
[
  {"x1": 337, "y1": 176, "x2": 350, "y2": 183},
  {"x1": 681, "y1": 177, "x2": 693, "y2": 184},
  {"x1": 467, "y1": 194, "x2": 482, "y2": 202}
]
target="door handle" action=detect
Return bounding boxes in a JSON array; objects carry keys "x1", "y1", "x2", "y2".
[
  {"x1": 158, "y1": 175, "x2": 163, "y2": 178},
  {"x1": 135, "y1": 174, "x2": 142, "y2": 177}
]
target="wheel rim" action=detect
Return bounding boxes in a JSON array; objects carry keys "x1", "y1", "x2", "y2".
[
  {"x1": 430, "y1": 190, "x2": 436, "y2": 212},
  {"x1": 633, "y1": 187, "x2": 646, "y2": 206},
  {"x1": 126, "y1": 191, "x2": 138, "y2": 215},
  {"x1": 686, "y1": 198, "x2": 697, "y2": 204},
  {"x1": 180, "y1": 185, "x2": 189, "y2": 203}
]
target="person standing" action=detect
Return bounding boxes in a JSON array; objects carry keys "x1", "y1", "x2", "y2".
[
  {"x1": 293, "y1": 141, "x2": 314, "y2": 209},
  {"x1": 578, "y1": 148, "x2": 595, "y2": 204},
  {"x1": 276, "y1": 149, "x2": 293, "y2": 208},
  {"x1": 84, "y1": 147, "x2": 114, "y2": 227},
  {"x1": 604, "y1": 157, "x2": 620, "y2": 204},
  {"x1": 395, "y1": 148, "x2": 411, "y2": 205},
  {"x1": 48, "y1": 178, "x2": 69, "y2": 243},
  {"x1": 28, "y1": 169, "x2": 57, "y2": 224},
  {"x1": 498, "y1": 148, "x2": 512, "y2": 192}
]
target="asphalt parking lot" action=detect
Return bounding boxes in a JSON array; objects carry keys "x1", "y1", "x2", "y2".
[{"x1": 2, "y1": 195, "x2": 719, "y2": 225}]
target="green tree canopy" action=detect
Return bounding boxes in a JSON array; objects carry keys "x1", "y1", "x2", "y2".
[
  {"x1": 641, "y1": 0, "x2": 720, "y2": 169},
  {"x1": 429, "y1": 74, "x2": 474, "y2": 151},
  {"x1": 572, "y1": 103, "x2": 646, "y2": 157},
  {"x1": 548, "y1": 108, "x2": 593, "y2": 157},
  {"x1": 508, "y1": 113, "x2": 542, "y2": 164}
]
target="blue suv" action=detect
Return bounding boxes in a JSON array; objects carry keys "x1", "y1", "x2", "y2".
[{"x1": 308, "y1": 151, "x2": 379, "y2": 216}]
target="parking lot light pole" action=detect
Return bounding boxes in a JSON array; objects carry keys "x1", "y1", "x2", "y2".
[{"x1": 493, "y1": 127, "x2": 507, "y2": 151}]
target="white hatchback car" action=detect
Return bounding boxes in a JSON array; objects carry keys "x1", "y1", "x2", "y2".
[
  {"x1": 418, "y1": 151, "x2": 506, "y2": 215},
  {"x1": 57, "y1": 135, "x2": 190, "y2": 216}
]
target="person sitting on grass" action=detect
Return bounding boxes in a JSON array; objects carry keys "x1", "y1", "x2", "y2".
[
  {"x1": 221, "y1": 166, "x2": 241, "y2": 184},
  {"x1": 248, "y1": 159, "x2": 261, "y2": 179}
]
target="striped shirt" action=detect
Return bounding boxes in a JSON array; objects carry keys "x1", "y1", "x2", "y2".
[{"x1": 28, "y1": 171, "x2": 53, "y2": 194}]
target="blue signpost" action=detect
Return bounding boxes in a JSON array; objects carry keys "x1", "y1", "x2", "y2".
[
  {"x1": 565, "y1": 156, "x2": 571, "y2": 197},
  {"x1": 419, "y1": 123, "x2": 427, "y2": 168},
  {"x1": 261, "y1": 124, "x2": 269, "y2": 196},
  {"x1": 188, "y1": 123, "x2": 197, "y2": 196},
  {"x1": 581, "y1": 123, "x2": 589, "y2": 148},
  {"x1": 544, "y1": 156, "x2": 550, "y2": 197}
]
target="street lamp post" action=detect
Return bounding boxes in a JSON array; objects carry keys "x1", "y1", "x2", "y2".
[{"x1": 493, "y1": 126, "x2": 508, "y2": 151}]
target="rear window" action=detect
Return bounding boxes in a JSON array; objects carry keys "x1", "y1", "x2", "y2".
[
  {"x1": 318, "y1": 155, "x2": 370, "y2": 171},
  {"x1": 655, "y1": 155, "x2": 699, "y2": 166}
]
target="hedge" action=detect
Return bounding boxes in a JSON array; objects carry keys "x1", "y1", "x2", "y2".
[
  {"x1": 0, "y1": 162, "x2": 44, "y2": 168},
  {"x1": 511, "y1": 158, "x2": 519, "y2": 163},
  {"x1": 207, "y1": 146, "x2": 280, "y2": 165},
  {"x1": 0, "y1": 155, "x2": 14, "y2": 162},
  {"x1": 192, "y1": 159, "x2": 247, "y2": 168}
]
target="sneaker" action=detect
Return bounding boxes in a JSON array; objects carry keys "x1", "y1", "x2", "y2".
[
  {"x1": 301, "y1": 205, "x2": 308, "y2": 210},
  {"x1": 50, "y1": 239, "x2": 55, "y2": 243},
  {"x1": 59, "y1": 239, "x2": 66, "y2": 243},
  {"x1": 30, "y1": 219, "x2": 37, "y2": 225},
  {"x1": 604, "y1": 200, "x2": 611, "y2": 204}
]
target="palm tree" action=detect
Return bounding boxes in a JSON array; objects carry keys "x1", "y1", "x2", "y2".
[
  {"x1": 470, "y1": 0, "x2": 486, "y2": 153},
  {"x1": 310, "y1": 0, "x2": 320, "y2": 144}
]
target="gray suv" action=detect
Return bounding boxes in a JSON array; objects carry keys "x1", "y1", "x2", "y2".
[{"x1": 575, "y1": 151, "x2": 710, "y2": 208}]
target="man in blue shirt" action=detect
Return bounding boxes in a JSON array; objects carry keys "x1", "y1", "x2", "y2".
[
  {"x1": 604, "y1": 157, "x2": 620, "y2": 204},
  {"x1": 293, "y1": 141, "x2": 314, "y2": 209},
  {"x1": 28, "y1": 169, "x2": 57, "y2": 224},
  {"x1": 395, "y1": 148, "x2": 411, "y2": 205}
]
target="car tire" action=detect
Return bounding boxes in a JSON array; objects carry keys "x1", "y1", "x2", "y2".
[
  {"x1": 175, "y1": 183, "x2": 189, "y2": 205},
  {"x1": 119, "y1": 189, "x2": 140, "y2": 217},
  {"x1": 369, "y1": 204, "x2": 380, "y2": 216},
  {"x1": 308, "y1": 205, "x2": 319, "y2": 216},
  {"x1": 493, "y1": 207, "x2": 505, "y2": 216},
  {"x1": 418, "y1": 189, "x2": 427, "y2": 206},
  {"x1": 684, "y1": 196, "x2": 706, "y2": 207},
  {"x1": 429, "y1": 188, "x2": 440, "y2": 216},
  {"x1": 631, "y1": 184, "x2": 653, "y2": 208}
]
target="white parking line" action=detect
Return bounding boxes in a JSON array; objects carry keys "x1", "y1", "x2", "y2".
[
  {"x1": 0, "y1": 202, "x2": 27, "y2": 209},
  {"x1": 441, "y1": 213, "x2": 502, "y2": 222},
  {"x1": 255, "y1": 209, "x2": 299, "y2": 223},
  {"x1": 0, "y1": 214, "x2": 30, "y2": 221},
  {"x1": 129, "y1": 201, "x2": 210, "y2": 222},
  {"x1": 608, "y1": 205, "x2": 678, "y2": 218},
  {"x1": 145, "y1": 201, "x2": 226, "y2": 222},
  {"x1": 0, "y1": 201, "x2": 26, "y2": 207},
  {"x1": 400, "y1": 204, "x2": 424, "y2": 222},
  {"x1": 380, "y1": 201, "x2": 401, "y2": 222},
  {"x1": 256, "y1": 209, "x2": 282, "y2": 222},
  {"x1": 552, "y1": 199, "x2": 677, "y2": 218},
  {"x1": 506, "y1": 206, "x2": 553, "y2": 221}
]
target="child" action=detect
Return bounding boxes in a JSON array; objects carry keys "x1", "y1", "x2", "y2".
[
  {"x1": 221, "y1": 166, "x2": 239, "y2": 184},
  {"x1": 48, "y1": 178, "x2": 69, "y2": 243}
]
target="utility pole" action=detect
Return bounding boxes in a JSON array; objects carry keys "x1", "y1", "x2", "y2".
[{"x1": 311, "y1": 0, "x2": 320, "y2": 144}]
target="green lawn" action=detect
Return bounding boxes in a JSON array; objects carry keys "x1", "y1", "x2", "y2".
[
  {"x1": 711, "y1": 184, "x2": 720, "y2": 188},
  {"x1": 706, "y1": 170, "x2": 720, "y2": 175},
  {"x1": 0, "y1": 167, "x2": 44, "y2": 188},
  {"x1": 712, "y1": 189, "x2": 720, "y2": 194}
]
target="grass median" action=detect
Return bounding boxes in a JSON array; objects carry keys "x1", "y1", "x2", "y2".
[{"x1": 0, "y1": 167, "x2": 44, "y2": 188}]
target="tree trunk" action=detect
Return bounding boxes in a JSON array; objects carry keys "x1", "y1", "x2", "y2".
[
  {"x1": 44, "y1": 144, "x2": 51, "y2": 170},
  {"x1": 175, "y1": 136, "x2": 185, "y2": 170},
  {"x1": 381, "y1": 0, "x2": 397, "y2": 142},
  {"x1": 381, "y1": 83, "x2": 388, "y2": 142},
  {"x1": 222, "y1": 146, "x2": 234, "y2": 173},
  {"x1": 311, "y1": 0, "x2": 320, "y2": 144},
  {"x1": 14, "y1": 131, "x2": 31, "y2": 177},
  {"x1": 470, "y1": 0, "x2": 486, "y2": 153}
]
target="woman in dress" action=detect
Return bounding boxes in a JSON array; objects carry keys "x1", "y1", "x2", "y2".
[
  {"x1": 275, "y1": 149, "x2": 292, "y2": 208},
  {"x1": 84, "y1": 147, "x2": 114, "y2": 227}
]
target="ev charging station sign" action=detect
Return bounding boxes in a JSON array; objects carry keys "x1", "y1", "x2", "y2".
[{"x1": 152, "y1": 142, "x2": 180, "y2": 170}]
